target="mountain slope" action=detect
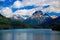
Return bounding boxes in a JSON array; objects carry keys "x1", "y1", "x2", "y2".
[
  {"x1": 23, "y1": 10, "x2": 60, "y2": 29},
  {"x1": 45, "y1": 16, "x2": 60, "y2": 30},
  {"x1": 24, "y1": 10, "x2": 52, "y2": 26},
  {"x1": 11, "y1": 14, "x2": 25, "y2": 21},
  {"x1": 0, "y1": 14, "x2": 12, "y2": 29},
  {"x1": 0, "y1": 14, "x2": 32, "y2": 29}
]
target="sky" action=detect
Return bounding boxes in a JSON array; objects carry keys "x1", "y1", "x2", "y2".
[{"x1": 0, "y1": 0, "x2": 60, "y2": 19}]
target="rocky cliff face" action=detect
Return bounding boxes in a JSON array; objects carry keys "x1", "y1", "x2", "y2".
[{"x1": 24, "y1": 10, "x2": 52, "y2": 26}]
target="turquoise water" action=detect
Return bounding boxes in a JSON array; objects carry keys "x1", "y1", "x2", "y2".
[
  {"x1": 0, "y1": 29, "x2": 60, "y2": 40},
  {"x1": 0, "y1": 29, "x2": 52, "y2": 33}
]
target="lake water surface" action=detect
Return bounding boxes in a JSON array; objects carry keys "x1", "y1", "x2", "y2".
[{"x1": 0, "y1": 29, "x2": 60, "y2": 40}]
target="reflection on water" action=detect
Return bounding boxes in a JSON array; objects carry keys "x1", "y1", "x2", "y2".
[{"x1": 0, "y1": 29, "x2": 60, "y2": 40}]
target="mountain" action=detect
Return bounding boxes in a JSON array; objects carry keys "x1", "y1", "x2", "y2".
[
  {"x1": 24, "y1": 10, "x2": 60, "y2": 29},
  {"x1": 0, "y1": 11, "x2": 60, "y2": 29},
  {"x1": 52, "y1": 16, "x2": 60, "y2": 31},
  {"x1": 24, "y1": 10, "x2": 52, "y2": 27},
  {"x1": 0, "y1": 14, "x2": 32, "y2": 29},
  {"x1": 0, "y1": 14, "x2": 12, "y2": 29},
  {"x1": 11, "y1": 14, "x2": 25, "y2": 21},
  {"x1": 45, "y1": 16, "x2": 60, "y2": 30}
]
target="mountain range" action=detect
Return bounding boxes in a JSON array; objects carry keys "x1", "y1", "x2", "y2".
[
  {"x1": 23, "y1": 10, "x2": 60, "y2": 29},
  {"x1": 0, "y1": 10, "x2": 60, "y2": 30},
  {"x1": 24, "y1": 10, "x2": 52, "y2": 26},
  {"x1": 0, "y1": 14, "x2": 32, "y2": 29},
  {"x1": 14, "y1": 10, "x2": 60, "y2": 30}
]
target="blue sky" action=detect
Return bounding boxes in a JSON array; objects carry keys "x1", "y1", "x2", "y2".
[
  {"x1": 0, "y1": 0, "x2": 60, "y2": 19},
  {"x1": 12, "y1": 5, "x2": 38, "y2": 12},
  {"x1": 0, "y1": 0, "x2": 15, "y2": 7}
]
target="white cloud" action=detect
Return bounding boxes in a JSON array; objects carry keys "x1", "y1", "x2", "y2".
[
  {"x1": 13, "y1": 9, "x2": 35, "y2": 19},
  {"x1": 42, "y1": 0, "x2": 60, "y2": 12},
  {"x1": 12, "y1": 0, "x2": 60, "y2": 12},
  {"x1": 22, "y1": 0, "x2": 52, "y2": 7},
  {"x1": 13, "y1": 0, "x2": 23, "y2": 8},
  {"x1": 1, "y1": 7, "x2": 13, "y2": 18},
  {"x1": 29, "y1": 0, "x2": 60, "y2": 13},
  {"x1": 12, "y1": 0, "x2": 48, "y2": 8},
  {"x1": 49, "y1": 1, "x2": 60, "y2": 12},
  {"x1": 0, "y1": 7, "x2": 35, "y2": 19}
]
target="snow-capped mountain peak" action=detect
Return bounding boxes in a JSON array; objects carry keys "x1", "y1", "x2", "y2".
[{"x1": 24, "y1": 10, "x2": 52, "y2": 26}]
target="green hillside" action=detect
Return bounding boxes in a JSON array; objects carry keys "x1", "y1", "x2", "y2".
[{"x1": 0, "y1": 14, "x2": 32, "y2": 29}]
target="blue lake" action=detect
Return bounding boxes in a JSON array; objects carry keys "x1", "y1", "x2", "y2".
[{"x1": 0, "y1": 29, "x2": 60, "y2": 40}]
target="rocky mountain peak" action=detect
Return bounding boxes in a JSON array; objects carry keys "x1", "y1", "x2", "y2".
[
  {"x1": 0, "y1": 14, "x2": 3, "y2": 17},
  {"x1": 32, "y1": 10, "x2": 43, "y2": 16}
]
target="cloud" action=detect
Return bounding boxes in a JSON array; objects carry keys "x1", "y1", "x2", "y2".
[
  {"x1": 12, "y1": 0, "x2": 60, "y2": 12},
  {"x1": 13, "y1": 0, "x2": 23, "y2": 8},
  {"x1": 0, "y1": 7, "x2": 35, "y2": 19},
  {"x1": 12, "y1": 0, "x2": 47, "y2": 8},
  {"x1": 29, "y1": 0, "x2": 60, "y2": 13},
  {"x1": 50, "y1": 1, "x2": 60, "y2": 12},
  {"x1": 0, "y1": 6, "x2": 35, "y2": 19},
  {"x1": 25, "y1": 0, "x2": 60, "y2": 12},
  {"x1": 42, "y1": 0, "x2": 60, "y2": 12},
  {"x1": 1, "y1": 7, "x2": 13, "y2": 18},
  {"x1": 13, "y1": 9, "x2": 35, "y2": 19}
]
